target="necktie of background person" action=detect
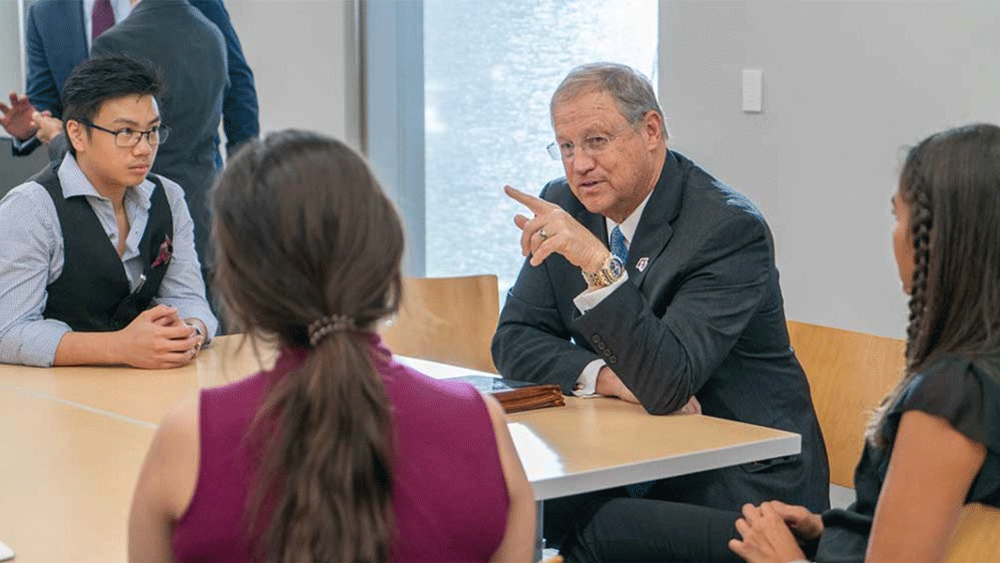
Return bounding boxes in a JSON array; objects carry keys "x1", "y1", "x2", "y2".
[
  {"x1": 92, "y1": 0, "x2": 115, "y2": 41},
  {"x1": 610, "y1": 225, "x2": 628, "y2": 263}
]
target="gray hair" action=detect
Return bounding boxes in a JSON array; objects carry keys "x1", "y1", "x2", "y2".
[{"x1": 550, "y1": 62, "x2": 667, "y2": 139}]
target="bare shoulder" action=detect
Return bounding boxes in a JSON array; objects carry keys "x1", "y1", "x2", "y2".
[
  {"x1": 158, "y1": 392, "x2": 200, "y2": 446},
  {"x1": 479, "y1": 392, "x2": 527, "y2": 481},
  {"x1": 480, "y1": 393, "x2": 508, "y2": 431},
  {"x1": 148, "y1": 391, "x2": 201, "y2": 519}
]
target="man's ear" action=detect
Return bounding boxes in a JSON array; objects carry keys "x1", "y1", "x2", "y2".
[
  {"x1": 65, "y1": 119, "x2": 88, "y2": 154},
  {"x1": 642, "y1": 110, "x2": 664, "y2": 148}
]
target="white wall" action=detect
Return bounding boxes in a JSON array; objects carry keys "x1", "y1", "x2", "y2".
[
  {"x1": 226, "y1": 0, "x2": 360, "y2": 150},
  {"x1": 8, "y1": 0, "x2": 994, "y2": 338},
  {"x1": 659, "y1": 0, "x2": 1000, "y2": 338},
  {"x1": 0, "y1": 0, "x2": 25, "y2": 139}
]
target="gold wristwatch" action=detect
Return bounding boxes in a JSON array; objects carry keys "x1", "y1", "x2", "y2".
[{"x1": 582, "y1": 253, "x2": 626, "y2": 288}]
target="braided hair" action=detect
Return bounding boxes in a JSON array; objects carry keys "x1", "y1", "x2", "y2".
[
  {"x1": 867, "y1": 123, "x2": 1000, "y2": 446},
  {"x1": 903, "y1": 168, "x2": 933, "y2": 369}
]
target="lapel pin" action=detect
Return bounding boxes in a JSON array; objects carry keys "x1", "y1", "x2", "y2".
[{"x1": 636, "y1": 257, "x2": 649, "y2": 272}]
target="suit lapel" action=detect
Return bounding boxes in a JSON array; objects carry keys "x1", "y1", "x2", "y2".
[
  {"x1": 49, "y1": 0, "x2": 89, "y2": 103},
  {"x1": 70, "y1": 0, "x2": 87, "y2": 56},
  {"x1": 629, "y1": 151, "x2": 685, "y2": 288}
]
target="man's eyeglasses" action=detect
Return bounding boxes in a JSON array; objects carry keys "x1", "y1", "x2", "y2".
[
  {"x1": 546, "y1": 123, "x2": 633, "y2": 161},
  {"x1": 78, "y1": 119, "x2": 170, "y2": 148}
]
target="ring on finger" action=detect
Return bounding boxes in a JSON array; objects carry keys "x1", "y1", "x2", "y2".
[{"x1": 538, "y1": 228, "x2": 550, "y2": 240}]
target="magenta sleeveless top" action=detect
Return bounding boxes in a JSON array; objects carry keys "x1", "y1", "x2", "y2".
[{"x1": 171, "y1": 336, "x2": 510, "y2": 562}]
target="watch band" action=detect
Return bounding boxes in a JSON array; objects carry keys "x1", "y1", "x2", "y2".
[{"x1": 582, "y1": 253, "x2": 625, "y2": 288}]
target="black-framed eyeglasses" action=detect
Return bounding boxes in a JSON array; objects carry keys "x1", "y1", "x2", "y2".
[
  {"x1": 546, "y1": 123, "x2": 633, "y2": 161},
  {"x1": 78, "y1": 119, "x2": 170, "y2": 148}
]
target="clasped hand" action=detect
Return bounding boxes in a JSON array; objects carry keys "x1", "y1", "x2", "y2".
[
  {"x1": 117, "y1": 305, "x2": 204, "y2": 369},
  {"x1": 729, "y1": 500, "x2": 823, "y2": 563},
  {"x1": 32, "y1": 110, "x2": 62, "y2": 144}
]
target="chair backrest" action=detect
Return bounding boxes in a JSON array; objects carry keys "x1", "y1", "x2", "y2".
[
  {"x1": 789, "y1": 321, "x2": 1000, "y2": 558},
  {"x1": 943, "y1": 502, "x2": 1000, "y2": 562},
  {"x1": 379, "y1": 275, "x2": 500, "y2": 374},
  {"x1": 786, "y1": 320, "x2": 905, "y2": 488}
]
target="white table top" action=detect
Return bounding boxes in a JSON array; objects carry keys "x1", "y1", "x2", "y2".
[
  {"x1": 398, "y1": 356, "x2": 800, "y2": 500},
  {"x1": 0, "y1": 336, "x2": 800, "y2": 562}
]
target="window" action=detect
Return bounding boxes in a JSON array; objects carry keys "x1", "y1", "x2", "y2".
[{"x1": 365, "y1": 0, "x2": 658, "y2": 292}]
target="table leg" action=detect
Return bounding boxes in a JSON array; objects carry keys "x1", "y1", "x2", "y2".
[{"x1": 535, "y1": 500, "x2": 545, "y2": 562}]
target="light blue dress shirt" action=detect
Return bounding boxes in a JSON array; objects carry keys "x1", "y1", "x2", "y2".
[{"x1": 0, "y1": 153, "x2": 217, "y2": 366}]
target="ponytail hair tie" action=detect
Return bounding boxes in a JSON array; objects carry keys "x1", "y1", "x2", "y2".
[{"x1": 308, "y1": 314, "x2": 357, "y2": 347}]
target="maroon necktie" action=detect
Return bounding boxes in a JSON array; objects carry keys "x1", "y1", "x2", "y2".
[{"x1": 91, "y1": 0, "x2": 115, "y2": 41}]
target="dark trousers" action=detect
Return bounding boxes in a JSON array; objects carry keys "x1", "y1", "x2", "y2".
[
  {"x1": 560, "y1": 499, "x2": 742, "y2": 563},
  {"x1": 542, "y1": 486, "x2": 631, "y2": 550}
]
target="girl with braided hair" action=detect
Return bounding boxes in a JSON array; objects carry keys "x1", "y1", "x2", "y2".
[
  {"x1": 562, "y1": 123, "x2": 1000, "y2": 563},
  {"x1": 126, "y1": 130, "x2": 535, "y2": 562}
]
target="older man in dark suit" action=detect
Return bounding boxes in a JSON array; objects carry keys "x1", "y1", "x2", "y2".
[{"x1": 493, "y1": 62, "x2": 830, "y2": 549}]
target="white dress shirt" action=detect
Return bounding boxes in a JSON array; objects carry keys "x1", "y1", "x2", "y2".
[{"x1": 0, "y1": 153, "x2": 217, "y2": 367}]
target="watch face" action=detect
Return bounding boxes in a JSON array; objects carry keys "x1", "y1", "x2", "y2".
[{"x1": 607, "y1": 256, "x2": 625, "y2": 278}]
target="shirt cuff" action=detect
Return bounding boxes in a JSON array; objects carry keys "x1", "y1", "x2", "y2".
[
  {"x1": 11, "y1": 134, "x2": 38, "y2": 151},
  {"x1": 160, "y1": 299, "x2": 218, "y2": 341},
  {"x1": 572, "y1": 272, "x2": 629, "y2": 313},
  {"x1": 183, "y1": 310, "x2": 218, "y2": 343},
  {"x1": 573, "y1": 358, "x2": 606, "y2": 397}
]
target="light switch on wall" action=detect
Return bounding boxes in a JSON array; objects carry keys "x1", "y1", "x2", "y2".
[{"x1": 742, "y1": 69, "x2": 763, "y2": 112}]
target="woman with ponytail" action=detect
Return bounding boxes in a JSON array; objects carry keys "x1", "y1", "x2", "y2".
[
  {"x1": 561, "y1": 123, "x2": 1000, "y2": 563},
  {"x1": 127, "y1": 130, "x2": 535, "y2": 562}
]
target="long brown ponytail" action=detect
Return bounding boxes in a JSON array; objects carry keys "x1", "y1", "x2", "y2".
[{"x1": 211, "y1": 130, "x2": 405, "y2": 561}]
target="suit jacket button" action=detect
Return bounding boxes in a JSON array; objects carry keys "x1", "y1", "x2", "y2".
[
  {"x1": 608, "y1": 355, "x2": 618, "y2": 364},
  {"x1": 591, "y1": 335, "x2": 601, "y2": 344},
  {"x1": 596, "y1": 341, "x2": 607, "y2": 351}
]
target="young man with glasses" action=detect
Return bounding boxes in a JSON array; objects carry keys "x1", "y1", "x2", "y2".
[
  {"x1": 493, "y1": 62, "x2": 830, "y2": 552},
  {"x1": 0, "y1": 56, "x2": 216, "y2": 369}
]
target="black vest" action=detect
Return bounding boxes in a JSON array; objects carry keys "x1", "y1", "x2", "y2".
[{"x1": 35, "y1": 163, "x2": 174, "y2": 332}]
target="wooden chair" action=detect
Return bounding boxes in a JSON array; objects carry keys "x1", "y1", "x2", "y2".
[
  {"x1": 786, "y1": 320, "x2": 904, "y2": 488},
  {"x1": 380, "y1": 275, "x2": 500, "y2": 374},
  {"x1": 943, "y1": 502, "x2": 1000, "y2": 562},
  {"x1": 788, "y1": 321, "x2": 1000, "y2": 561}
]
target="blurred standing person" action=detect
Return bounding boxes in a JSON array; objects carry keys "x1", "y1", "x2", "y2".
[
  {"x1": 1, "y1": 0, "x2": 258, "y2": 162},
  {"x1": 89, "y1": 0, "x2": 229, "y2": 275}
]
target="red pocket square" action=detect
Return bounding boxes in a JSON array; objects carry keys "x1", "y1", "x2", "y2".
[{"x1": 151, "y1": 235, "x2": 173, "y2": 268}]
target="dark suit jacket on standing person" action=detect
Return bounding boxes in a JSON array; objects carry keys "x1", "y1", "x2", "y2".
[
  {"x1": 17, "y1": 0, "x2": 259, "y2": 159},
  {"x1": 90, "y1": 0, "x2": 227, "y2": 267},
  {"x1": 492, "y1": 150, "x2": 830, "y2": 513}
]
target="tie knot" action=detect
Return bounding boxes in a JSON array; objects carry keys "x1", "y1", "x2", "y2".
[{"x1": 609, "y1": 226, "x2": 628, "y2": 263}]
